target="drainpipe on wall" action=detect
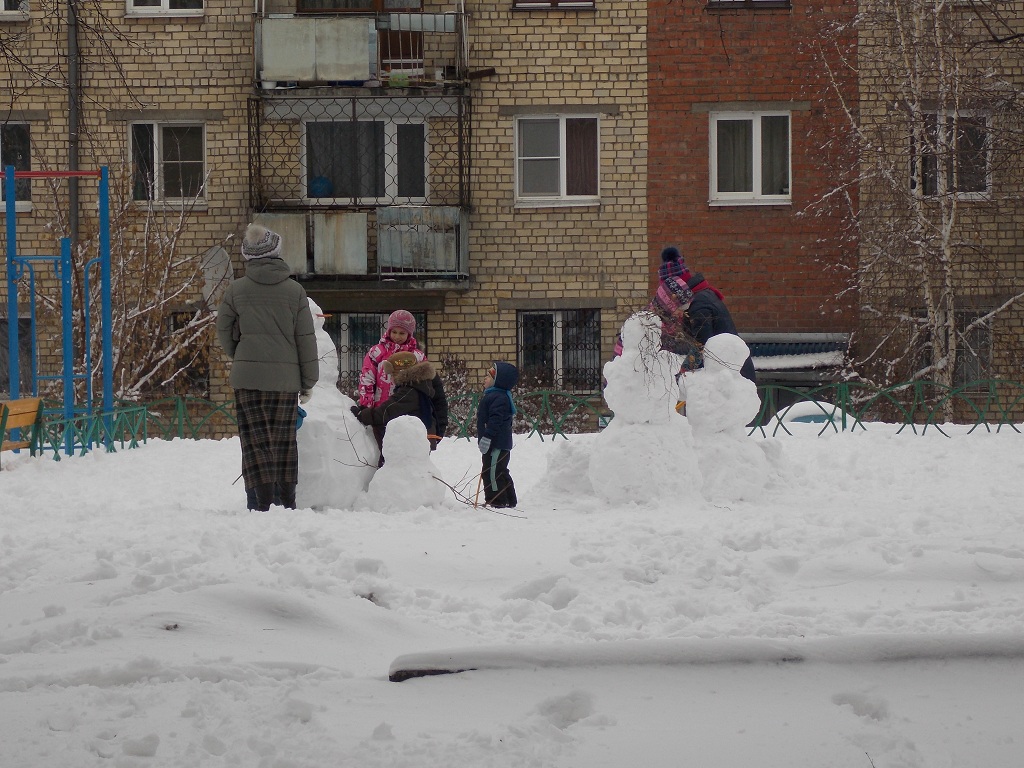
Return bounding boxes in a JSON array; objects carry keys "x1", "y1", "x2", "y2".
[{"x1": 68, "y1": 0, "x2": 80, "y2": 245}]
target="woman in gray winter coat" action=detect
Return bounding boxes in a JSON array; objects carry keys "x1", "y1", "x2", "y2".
[{"x1": 216, "y1": 224, "x2": 319, "y2": 511}]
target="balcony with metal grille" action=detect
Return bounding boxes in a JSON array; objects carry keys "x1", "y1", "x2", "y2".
[{"x1": 250, "y1": 8, "x2": 471, "y2": 292}]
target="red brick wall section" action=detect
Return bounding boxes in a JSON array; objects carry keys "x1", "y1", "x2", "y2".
[{"x1": 648, "y1": 0, "x2": 858, "y2": 333}]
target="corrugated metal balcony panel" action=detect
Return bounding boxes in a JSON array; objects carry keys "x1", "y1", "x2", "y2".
[
  {"x1": 313, "y1": 212, "x2": 368, "y2": 275},
  {"x1": 316, "y1": 17, "x2": 373, "y2": 81},
  {"x1": 260, "y1": 17, "x2": 372, "y2": 83},
  {"x1": 256, "y1": 12, "x2": 465, "y2": 89},
  {"x1": 376, "y1": 205, "x2": 467, "y2": 277}
]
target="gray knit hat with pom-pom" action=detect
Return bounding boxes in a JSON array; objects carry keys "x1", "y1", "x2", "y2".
[{"x1": 241, "y1": 223, "x2": 283, "y2": 260}]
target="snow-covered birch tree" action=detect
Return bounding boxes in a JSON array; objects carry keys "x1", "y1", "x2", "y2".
[{"x1": 811, "y1": 0, "x2": 1024, "y2": 402}]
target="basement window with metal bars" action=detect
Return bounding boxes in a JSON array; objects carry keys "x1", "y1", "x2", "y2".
[
  {"x1": 322, "y1": 311, "x2": 428, "y2": 393},
  {"x1": 517, "y1": 309, "x2": 602, "y2": 392}
]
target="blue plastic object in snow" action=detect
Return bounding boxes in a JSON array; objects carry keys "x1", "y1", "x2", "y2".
[{"x1": 296, "y1": 405, "x2": 307, "y2": 429}]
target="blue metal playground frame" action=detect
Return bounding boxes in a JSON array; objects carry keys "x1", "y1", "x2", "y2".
[{"x1": 3, "y1": 165, "x2": 113, "y2": 452}]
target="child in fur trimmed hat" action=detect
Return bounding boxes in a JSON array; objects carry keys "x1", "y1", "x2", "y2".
[
  {"x1": 352, "y1": 352, "x2": 437, "y2": 466},
  {"x1": 353, "y1": 310, "x2": 449, "y2": 456}
]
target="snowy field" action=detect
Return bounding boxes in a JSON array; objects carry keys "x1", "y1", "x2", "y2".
[
  {"x1": 2, "y1": 422, "x2": 1024, "y2": 768},
  {"x1": 3, "y1": 312, "x2": 1024, "y2": 768}
]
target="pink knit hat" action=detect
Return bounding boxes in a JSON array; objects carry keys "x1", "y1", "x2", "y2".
[{"x1": 387, "y1": 310, "x2": 416, "y2": 337}]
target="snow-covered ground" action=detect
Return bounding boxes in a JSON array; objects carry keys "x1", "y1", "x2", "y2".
[
  {"x1": 3, "y1": 422, "x2": 1024, "y2": 767},
  {"x1": 2, "y1": 317, "x2": 1023, "y2": 767}
]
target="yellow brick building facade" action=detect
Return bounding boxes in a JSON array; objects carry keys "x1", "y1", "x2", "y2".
[{"x1": 1, "y1": 0, "x2": 648, "y2": 410}]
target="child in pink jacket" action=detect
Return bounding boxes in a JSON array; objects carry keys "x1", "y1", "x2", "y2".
[{"x1": 357, "y1": 310, "x2": 426, "y2": 408}]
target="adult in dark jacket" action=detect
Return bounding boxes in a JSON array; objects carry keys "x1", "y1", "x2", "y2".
[
  {"x1": 477, "y1": 361, "x2": 519, "y2": 508},
  {"x1": 355, "y1": 353, "x2": 437, "y2": 463},
  {"x1": 216, "y1": 224, "x2": 319, "y2": 511},
  {"x1": 684, "y1": 272, "x2": 757, "y2": 384},
  {"x1": 613, "y1": 246, "x2": 700, "y2": 365}
]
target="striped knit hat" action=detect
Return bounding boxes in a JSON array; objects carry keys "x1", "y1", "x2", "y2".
[
  {"x1": 658, "y1": 246, "x2": 690, "y2": 282},
  {"x1": 241, "y1": 224, "x2": 283, "y2": 260}
]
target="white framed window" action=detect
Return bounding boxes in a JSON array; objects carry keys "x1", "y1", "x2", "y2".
[
  {"x1": 126, "y1": 0, "x2": 203, "y2": 16},
  {"x1": 303, "y1": 119, "x2": 427, "y2": 204},
  {"x1": 911, "y1": 111, "x2": 990, "y2": 199},
  {"x1": 517, "y1": 309, "x2": 602, "y2": 391},
  {"x1": 0, "y1": 0, "x2": 29, "y2": 18},
  {"x1": 709, "y1": 111, "x2": 791, "y2": 205},
  {"x1": 515, "y1": 115, "x2": 599, "y2": 206},
  {"x1": 0, "y1": 123, "x2": 31, "y2": 211},
  {"x1": 131, "y1": 123, "x2": 206, "y2": 202}
]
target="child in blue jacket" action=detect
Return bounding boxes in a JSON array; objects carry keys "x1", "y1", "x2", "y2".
[{"x1": 477, "y1": 361, "x2": 519, "y2": 508}]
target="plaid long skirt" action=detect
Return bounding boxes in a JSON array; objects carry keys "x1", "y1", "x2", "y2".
[{"x1": 234, "y1": 389, "x2": 299, "y2": 492}]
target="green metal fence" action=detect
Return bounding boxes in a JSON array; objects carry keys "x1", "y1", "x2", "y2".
[
  {"x1": 11, "y1": 379, "x2": 1024, "y2": 461},
  {"x1": 33, "y1": 397, "x2": 238, "y2": 459},
  {"x1": 752, "y1": 379, "x2": 1024, "y2": 437}
]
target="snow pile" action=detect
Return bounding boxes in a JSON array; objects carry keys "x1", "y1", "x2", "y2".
[
  {"x1": 363, "y1": 415, "x2": 447, "y2": 512},
  {"x1": 587, "y1": 312, "x2": 702, "y2": 505},
  {"x1": 684, "y1": 333, "x2": 774, "y2": 501},
  {"x1": 4, "y1": 306, "x2": 1024, "y2": 767}
]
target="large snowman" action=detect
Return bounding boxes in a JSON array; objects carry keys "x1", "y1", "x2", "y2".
[
  {"x1": 296, "y1": 299, "x2": 379, "y2": 510},
  {"x1": 587, "y1": 311, "x2": 703, "y2": 505},
  {"x1": 684, "y1": 333, "x2": 770, "y2": 501}
]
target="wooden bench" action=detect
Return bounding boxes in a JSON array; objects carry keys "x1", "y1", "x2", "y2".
[{"x1": 1, "y1": 397, "x2": 43, "y2": 470}]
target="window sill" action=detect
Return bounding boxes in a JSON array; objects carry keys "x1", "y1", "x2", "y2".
[
  {"x1": 132, "y1": 199, "x2": 209, "y2": 212},
  {"x1": 709, "y1": 198, "x2": 791, "y2": 207},
  {"x1": 124, "y1": 10, "x2": 205, "y2": 19},
  {"x1": 512, "y1": 2, "x2": 596, "y2": 10},
  {"x1": 918, "y1": 192, "x2": 991, "y2": 203},
  {"x1": 515, "y1": 198, "x2": 600, "y2": 209},
  {"x1": 0, "y1": 10, "x2": 29, "y2": 21},
  {"x1": 1, "y1": 201, "x2": 33, "y2": 213},
  {"x1": 705, "y1": 1, "x2": 792, "y2": 11}
]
